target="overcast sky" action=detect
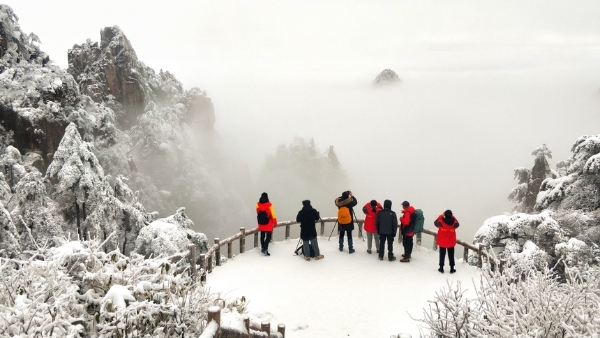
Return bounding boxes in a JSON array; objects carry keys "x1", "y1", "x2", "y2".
[{"x1": 6, "y1": 0, "x2": 600, "y2": 240}]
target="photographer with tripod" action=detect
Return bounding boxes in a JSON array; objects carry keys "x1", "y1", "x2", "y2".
[
  {"x1": 296, "y1": 200, "x2": 324, "y2": 261},
  {"x1": 334, "y1": 190, "x2": 358, "y2": 253}
]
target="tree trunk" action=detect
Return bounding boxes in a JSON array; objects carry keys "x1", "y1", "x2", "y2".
[
  {"x1": 82, "y1": 201, "x2": 87, "y2": 221},
  {"x1": 76, "y1": 202, "x2": 82, "y2": 240}
]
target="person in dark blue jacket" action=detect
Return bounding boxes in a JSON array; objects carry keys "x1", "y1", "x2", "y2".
[{"x1": 376, "y1": 199, "x2": 398, "y2": 261}]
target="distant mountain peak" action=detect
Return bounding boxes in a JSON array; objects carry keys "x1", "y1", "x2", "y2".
[{"x1": 373, "y1": 69, "x2": 400, "y2": 85}]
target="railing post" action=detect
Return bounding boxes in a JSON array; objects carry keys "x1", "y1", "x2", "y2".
[
  {"x1": 278, "y1": 323, "x2": 286, "y2": 338},
  {"x1": 320, "y1": 220, "x2": 325, "y2": 236},
  {"x1": 285, "y1": 224, "x2": 290, "y2": 239},
  {"x1": 188, "y1": 244, "x2": 197, "y2": 280},
  {"x1": 228, "y1": 242, "x2": 233, "y2": 259},
  {"x1": 215, "y1": 238, "x2": 221, "y2": 266},
  {"x1": 254, "y1": 232, "x2": 259, "y2": 248},
  {"x1": 200, "y1": 254, "x2": 207, "y2": 282},
  {"x1": 261, "y1": 321, "x2": 270, "y2": 335},
  {"x1": 432, "y1": 234, "x2": 438, "y2": 250},
  {"x1": 463, "y1": 246, "x2": 469, "y2": 263},
  {"x1": 240, "y1": 227, "x2": 246, "y2": 254},
  {"x1": 243, "y1": 316, "x2": 250, "y2": 338},
  {"x1": 416, "y1": 232, "x2": 421, "y2": 246},
  {"x1": 207, "y1": 251, "x2": 213, "y2": 273},
  {"x1": 208, "y1": 306, "x2": 221, "y2": 338},
  {"x1": 477, "y1": 244, "x2": 483, "y2": 269}
]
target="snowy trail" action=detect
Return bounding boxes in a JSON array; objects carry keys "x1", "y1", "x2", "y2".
[{"x1": 205, "y1": 235, "x2": 481, "y2": 338}]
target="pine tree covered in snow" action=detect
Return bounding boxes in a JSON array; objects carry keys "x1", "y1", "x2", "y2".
[
  {"x1": 475, "y1": 136, "x2": 600, "y2": 278},
  {"x1": 258, "y1": 137, "x2": 349, "y2": 219},
  {"x1": 46, "y1": 123, "x2": 107, "y2": 240},
  {"x1": 508, "y1": 144, "x2": 555, "y2": 213}
]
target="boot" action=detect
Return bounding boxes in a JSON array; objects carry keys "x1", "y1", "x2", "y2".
[
  {"x1": 438, "y1": 266, "x2": 444, "y2": 273},
  {"x1": 400, "y1": 257, "x2": 410, "y2": 262},
  {"x1": 367, "y1": 249, "x2": 372, "y2": 254},
  {"x1": 389, "y1": 256, "x2": 396, "y2": 261},
  {"x1": 450, "y1": 267, "x2": 456, "y2": 273},
  {"x1": 315, "y1": 254, "x2": 324, "y2": 260},
  {"x1": 349, "y1": 248, "x2": 355, "y2": 254},
  {"x1": 304, "y1": 256, "x2": 310, "y2": 261}
]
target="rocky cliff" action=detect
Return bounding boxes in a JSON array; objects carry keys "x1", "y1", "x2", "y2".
[{"x1": 0, "y1": 4, "x2": 84, "y2": 171}]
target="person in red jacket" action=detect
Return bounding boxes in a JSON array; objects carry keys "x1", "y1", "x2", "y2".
[
  {"x1": 434, "y1": 210, "x2": 460, "y2": 273},
  {"x1": 256, "y1": 192, "x2": 277, "y2": 256},
  {"x1": 362, "y1": 200, "x2": 382, "y2": 254},
  {"x1": 399, "y1": 201, "x2": 415, "y2": 262}
]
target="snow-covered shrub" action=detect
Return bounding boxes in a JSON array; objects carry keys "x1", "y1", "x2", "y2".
[
  {"x1": 555, "y1": 238, "x2": 593, "y2": 269},
  {"x1": 417, "y1": 264, "x2": 600, "y2": 337},
  {"x1": 0, "y1": 237, "x2": 245, "y2": 337},
  {"x1": 471, "y1": 212, "x2": 561, "y2": 267},
  {"x1": 134, "y1": 207, "x2": 209, "y2": 260}
]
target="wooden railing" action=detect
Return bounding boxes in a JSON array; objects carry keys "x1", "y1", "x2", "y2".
[
  {"x1": 187, "y1": 217, "x2": 503, "y2": 283},
  {"x1": 200, "y1": 306, "x2": 286, "y2": 338},
  {"x1": 418, "y1": 228, "x2": 505, "y2": 273}
]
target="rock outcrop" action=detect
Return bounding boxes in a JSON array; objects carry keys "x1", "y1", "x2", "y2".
[
  {"x1": 373, "y1": 69, "x2": 401, "y2": 85},
  {"x1": 0, "y1": 4, "x2": 88, "y2": 171},
  {"x1": 68, "y1": 26, "x2": 215, "y2": 131}
]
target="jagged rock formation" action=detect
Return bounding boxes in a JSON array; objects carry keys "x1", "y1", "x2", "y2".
[
  {"x1": 0, "y1": 4, "x2": 88, "y2": 171},
  {"x1": 68, "y1": 26, "x2": 215, "y2": 131},
  {"x1": 373, "y1": 69, "x2": 400, "y2": 85}
]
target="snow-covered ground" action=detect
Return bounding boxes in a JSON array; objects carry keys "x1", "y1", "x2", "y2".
[{"x1": 206, "y1": 235, "x2": 481, "y2": 338}]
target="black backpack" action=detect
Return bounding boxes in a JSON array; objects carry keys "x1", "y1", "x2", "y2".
[
  {"x1": 257, "y1": 210, "x2": 270, "y2": 225},
  {"x1": 294, "y1": 243, "x2": 315, "y2": 258}
]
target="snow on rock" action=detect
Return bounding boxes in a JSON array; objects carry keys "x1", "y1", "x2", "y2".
[{"x1": 373, "y1": 68, "x2": 401, "y2": 85}]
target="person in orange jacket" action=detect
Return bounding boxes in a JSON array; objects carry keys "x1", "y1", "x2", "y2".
[
  {"x1": 434, "y1": 210, "x2": 460, "y2": 273},
  {"x1": 399, "y1": 201, "x2": 415, "y2": 262},
  {"x1": 256, "y1": 192, "x2": 277, "y2": 256},
  {"x1": 362, "y1": 200, "x2": 382, "y2": 254}
]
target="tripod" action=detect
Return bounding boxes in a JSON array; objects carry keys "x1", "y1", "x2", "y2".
[
  {"x1": 327, "y1": 220, "x2": 338, "y2": 241},
  {"x1": 352, "y1": 209, "x2": 365, "y2": 241}
]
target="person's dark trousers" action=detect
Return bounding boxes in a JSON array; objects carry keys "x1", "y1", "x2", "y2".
[
  {"x1": 439, "y1": 247, "x2": 455, "y2": 267},
  {"x1": 403, "y1": 235, "x2": 414, "y2": 257},
  {"x1": 338, "y1": 228, "x2": 353, "y2": 250},
  {"x1": 260, "y1": 231, "x2": 272, "y2": 252},
  {"x1": 378, "y1": 234, "x2": 394, "y2": 259}
]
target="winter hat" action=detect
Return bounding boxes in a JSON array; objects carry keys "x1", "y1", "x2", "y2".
[
  {"x1": 302, "y1": 200, "x2": 311, "y2": 206},
  {"x1": 402, "y1": 201, "x2": 410, "y2": 207},
  {"x1": 259, "y1": 192, "x2": 269, "y2": 203},
  {"x1": 444, "y1": 210, "x2": 453, "y2": 218},
  {"x1": 384, "y1": 199, "x2": 392, "y2": 209},
  {"x1": 342, "y1": 191, "x2": 349, "y2": 199},
  {"x1": 370, "y1": 200, "x2": 377, "y2": 207},
  {"x1": 261, "y1": 192, "x2": 268, "y2": 199}
]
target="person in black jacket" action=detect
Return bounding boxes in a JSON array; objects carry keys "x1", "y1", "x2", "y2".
[
  {"x1": 376, "y1": 199, "x2": 398, "y2": 261},
  {"x1": 334, "y1": 190, "x2": 358, "y2": 253},
  {"x1": 296, "y1": 200, "x2": 324, "y2": 261}
]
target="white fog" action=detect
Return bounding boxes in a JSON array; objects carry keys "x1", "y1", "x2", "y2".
[{"x1": 6, "y1": 0, "x2": 600, "y2": 242}]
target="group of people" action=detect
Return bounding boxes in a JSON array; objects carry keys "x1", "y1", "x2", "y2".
[{"x1": 255, "y1": 190, "x2": 460, "y2": 273}]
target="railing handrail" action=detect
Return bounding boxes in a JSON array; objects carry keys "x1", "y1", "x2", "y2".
[{"x1": 190, "y1": 217, "x2": 501, "y2": 283}]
